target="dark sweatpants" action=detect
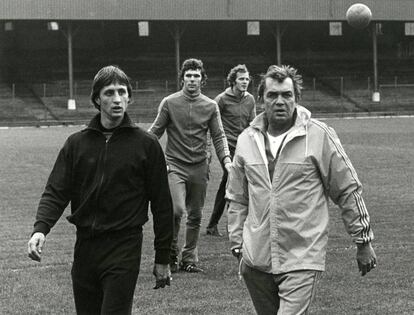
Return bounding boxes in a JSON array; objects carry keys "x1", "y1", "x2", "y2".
[
  {"x1": 207, "y1": 147, "x2": 235, "y2": 229},
  {"x1": 71, "y1": 228, "x2": 142, "y2": 315}
]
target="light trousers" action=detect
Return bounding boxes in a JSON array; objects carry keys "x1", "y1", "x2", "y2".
[{"x1": 168, "y1": 159, "x2": 208, "y2": 263}]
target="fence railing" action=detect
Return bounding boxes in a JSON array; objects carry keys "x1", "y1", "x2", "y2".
[{"x1": 0, "y1": 75, "x2": 413, "y2": 125}]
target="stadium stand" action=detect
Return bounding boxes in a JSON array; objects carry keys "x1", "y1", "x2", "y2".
[{"x1": 0, "y1": 1, "x2": 413, "y2": 125}]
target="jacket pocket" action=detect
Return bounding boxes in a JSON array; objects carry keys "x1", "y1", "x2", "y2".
[
  {"x1": 277, "y1": 162, "x2": 317, "y2": 184},
  {"x1": 244, "y1": 162, "x2": 270, "y2": 225}
]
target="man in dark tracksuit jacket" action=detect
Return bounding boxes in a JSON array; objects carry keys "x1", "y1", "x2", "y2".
[
  {"x1": 206, "y1": 64, "x2": 256, "y2": 237},
  {"x1": 28, "y1": 66, "x2": 173, "y2": 315}
]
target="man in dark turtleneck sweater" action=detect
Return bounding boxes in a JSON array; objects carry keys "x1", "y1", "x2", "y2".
[{"x1": 149, "y1": 58, "x2": 231, "y2": 274}]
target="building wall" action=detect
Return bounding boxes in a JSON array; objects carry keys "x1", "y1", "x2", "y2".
[{"x1": 0, "y1": 0, "x2": 413, "y2": 21}]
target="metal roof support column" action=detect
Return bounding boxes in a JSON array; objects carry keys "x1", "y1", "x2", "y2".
[
  {"x1": 371, "y1": 23, "x2": 380, "y2": 102},
  {"x1": 276, "y1": 22, "x2": 282, "y2": 65},
  {"x1": 62, "y1": 22, "x2": 77, "y2": 109},
  {"x1": 172, "y1": 23, "x2": 185, "y2": 91},
  {"x1": 67, "y1": 22, "x2": 74, "y2": 103},
  {"x1": 271, "y1": 22, "x2": 284, "y2": 65}
]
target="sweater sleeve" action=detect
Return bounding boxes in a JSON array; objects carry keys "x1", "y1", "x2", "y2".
[
  {"x1": 148, "y1": 98, "x2": 169, "y2": 139},
  {"x1": 208, "y1": 101, "x2": 230, "y2": 163},
  {"x1": 318, "y1": 126, "x2": 374, "y2": 244},
  {"x1": 249, "y1": 96, "x2": 257, "y2": 122},
  {"x1": 145, "y1": 136, "x2": 173, "y2": 264},
  {"x1": 33, "y1": 139, "x2": 72, "y2": 235}
]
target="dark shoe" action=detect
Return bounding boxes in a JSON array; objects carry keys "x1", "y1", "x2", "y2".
[
  {"x1": 170, "y1": 261, "x2": 179, "y2": 274},
  {"x1": 179, "y1": 262, "x2": 204, "y2": 273},
  {"x1": 206, "y1": 225, "x2": 223, "y2": 237}
]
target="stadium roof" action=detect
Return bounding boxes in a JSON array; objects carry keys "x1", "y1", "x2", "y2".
[{"x1": 0, "y1": 0, "x2": 413, "y2": 21}]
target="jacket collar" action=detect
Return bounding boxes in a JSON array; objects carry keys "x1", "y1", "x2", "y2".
[
  {"x1": 250, "y1": 104, "x2": 311, "y2": 135},
  {"x1": 84, "y1": 112, "x2": 137, "y2": 132},
  {"x1": 182, "y1": 88, "x2": 201, "y2": 99},
  {"x1": 224, "y1": 87, "x2": 249, "y2": 99}
]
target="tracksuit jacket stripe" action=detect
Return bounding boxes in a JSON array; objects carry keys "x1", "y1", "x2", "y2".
[{"x1": 312, "y1": 119, "x2": 371, "y2": 242}]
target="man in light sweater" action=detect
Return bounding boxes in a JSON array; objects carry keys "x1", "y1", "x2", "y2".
[
  {"x1": 206, "y1": 64, "x2": 256, "y2": 237},
  {"x1": 149, "y1": 58, "x2": 231, "y2": 273}
]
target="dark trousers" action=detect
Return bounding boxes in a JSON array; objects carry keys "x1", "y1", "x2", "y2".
[
  {"x1": 207, "y1": 147, "x2": 235, "y2": 229},
  {"x1": 71, "y1": 228, "x2": 142, "y2": 315}
]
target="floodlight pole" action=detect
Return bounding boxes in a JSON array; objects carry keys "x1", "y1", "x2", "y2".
[{"x1": 372, "y1": 23, "x2": 380, "y2": 102}]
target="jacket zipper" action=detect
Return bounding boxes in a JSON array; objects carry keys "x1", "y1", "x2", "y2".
[
  {"x1": 92, "y1": 136, "x2": 109, "y2": 231},
  {"x1": 189, "y1": 102, "x2": 193, "y2": 161}
]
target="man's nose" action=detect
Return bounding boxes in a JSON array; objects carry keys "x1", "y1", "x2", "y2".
[
  {"x1": 113, "y1": 92, "x2": 121, "y2": 103},
  {"x1": 274, "y1": 95, "x2": 284, "y2": 105}
]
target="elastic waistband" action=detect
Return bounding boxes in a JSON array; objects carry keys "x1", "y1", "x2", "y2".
[{"x1": 76, "y1": 226, "x2": 142, "y2": 240}]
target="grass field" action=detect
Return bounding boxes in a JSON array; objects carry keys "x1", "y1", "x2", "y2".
[{"x1": 0, "y1": 117, "x2": 413, "y2": 314}]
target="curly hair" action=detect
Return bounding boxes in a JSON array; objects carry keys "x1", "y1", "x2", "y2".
[
  {"x1": 227, "y1": 64, "x2": 249, "y2": 87},
  {"x1": 90, "y1": 65, "x2": 132, "y2": 110},
  {"x1": 179, "y1": 58, "x2": 207, "y2": 86},
  {"x1": 257, "y1": 65, "x2": 303, "y2": 102}
]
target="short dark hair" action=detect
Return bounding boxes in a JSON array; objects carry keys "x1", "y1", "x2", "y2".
[
  {"x1": 227, "y1": 64, "x2": 249, "y2": 87},
  {"x1": 257, "y1": 65, "x2": 303, "y2": 102},
  {"x1": 90, "y1": 65, "x2": 132, "y2": 110},
  {"x1": 179, "y1": 58, "x2": 207, "y2": 86}
]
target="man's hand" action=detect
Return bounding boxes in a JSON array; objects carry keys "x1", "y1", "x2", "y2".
[
  {"x1": 153, "y1": 263, "x2": 171, "y2": 289},
  {"x1": 224, "y1": 162, "x2": 232, "y2": 173},
  {"x1": 231, "y1": 247, "x2": 242, "y2": 261},
  {"x1": 356, "y1": 242, "x2": 377, "y2": 276},
  {"x1": 223, "y1": 156, "x2": 232, "y2": 173},
  {"x1": 28, "y1": 232, "x2": 46, "y2": 262}
]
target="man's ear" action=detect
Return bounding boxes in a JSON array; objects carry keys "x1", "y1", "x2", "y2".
[{"x1": 95, "y1": 97, "x2": 101, "y2": 106}]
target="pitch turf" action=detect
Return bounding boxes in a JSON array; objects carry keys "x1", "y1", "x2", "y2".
[{"x1": 0, "y1": 117, "x2": 413, "y2": 314}]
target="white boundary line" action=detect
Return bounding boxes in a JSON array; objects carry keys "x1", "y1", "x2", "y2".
[
  {"x1": 0, "y1": 124, "x2": 86, "y2": 130},
  {"x1": 0, "y1": 114, "x2": 413, "y2": 129},
  {"x1": 317, "y1": 114, "x2": 414, "y2": 120}
]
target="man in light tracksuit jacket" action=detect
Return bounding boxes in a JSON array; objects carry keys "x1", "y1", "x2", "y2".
[
  {"x1": 227, "y1": 65, "x2": 377, "y2": 315},
  {"x1": 149, "y1": 58, "x2": 231, "y2": 273}
]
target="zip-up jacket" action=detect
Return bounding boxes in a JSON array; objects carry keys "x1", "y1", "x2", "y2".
[
  {"x1": 148, "y1": 89, "x2": 230, "y2": 164},
  {"x1": 227, "y1": 105, "x2": 373, "y2": 274},
  {"x1": 215, "y1": 87, "x2": 256, "y2": 150},
  {"x1": 33, "y1": 113, "x2": 173, "y2": 264}
]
